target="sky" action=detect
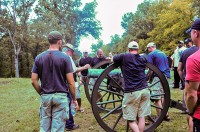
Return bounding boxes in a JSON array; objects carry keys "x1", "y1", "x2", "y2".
[{"x1": 78, "y1": 0, "x2": 144, "y2": 53}]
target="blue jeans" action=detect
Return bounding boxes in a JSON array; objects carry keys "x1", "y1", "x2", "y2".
[
  {"x1": 40, "y1": 93, "x2": 69, "y2": 132},
  {"x1": 65, "y1": 93, "x2": 74, "y2": 129}
]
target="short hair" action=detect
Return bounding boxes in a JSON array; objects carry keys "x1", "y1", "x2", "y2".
[{"x1": 48, "y1": 39, "x2": 60, "y2": 44}]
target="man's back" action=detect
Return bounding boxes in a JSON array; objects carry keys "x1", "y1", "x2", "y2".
[
  {"x1": 148, "y1": 49, "x2": 170, "y2": 78},
  {"x1": 113, "y1": 53, "x2": 147, "y2": 93},
  {"x1": 32, "y1": 50, "x2": 73, "y2": 94}
]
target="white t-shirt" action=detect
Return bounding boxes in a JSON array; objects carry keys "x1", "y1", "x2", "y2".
[
  {"x1": 171, "y1": 46, "x2": 186, "y2": 67},
  {"x1": 69, "y1": 56, "x2": 77, "y2": 73}
]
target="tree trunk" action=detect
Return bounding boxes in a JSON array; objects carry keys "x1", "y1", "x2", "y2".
[{"x1": 15, "y1": 54, "x2": 19, "y2": 78}]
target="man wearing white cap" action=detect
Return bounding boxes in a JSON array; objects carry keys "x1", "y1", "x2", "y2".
[
  {"x1": 146, "y1": 42, "x2": 170, "y2": 121},
  {"x1": 62, "y1": 43, "x2": 90, "y2": 131},
  {"x1": 113, "y1": 41, "x2": 151, "y2": 132}
]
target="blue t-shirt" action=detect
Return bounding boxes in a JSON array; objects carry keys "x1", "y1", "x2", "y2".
[
  {"x1": 32, "y1": 50, "x2": 73, "y2": 94},
  {"x1": 179, "y1": 46, "x2": 199, "y2": 77},
  {"x1": 113, "y1": 53, "x2": 147, "y2": 93},
  {"x1": 147, "y1": 49, "x2": 170, "y2": 78}
]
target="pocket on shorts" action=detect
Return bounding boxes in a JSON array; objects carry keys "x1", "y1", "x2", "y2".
[{"x1": 61, "y1": 106, "x2": 69, "y2": 121}]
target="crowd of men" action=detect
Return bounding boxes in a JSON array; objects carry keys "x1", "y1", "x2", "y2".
[{"x1": 31, "y1": 18, "x2": 200, "y2": 132}]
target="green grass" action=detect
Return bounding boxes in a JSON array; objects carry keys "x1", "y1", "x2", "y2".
[{"x1": 0, "y1": 78, "x2": 188, "y2": 132}]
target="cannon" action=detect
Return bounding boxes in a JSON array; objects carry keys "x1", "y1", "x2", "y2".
[{"x1": 83, "y1": 60, "x2": 186, "y2": 132}]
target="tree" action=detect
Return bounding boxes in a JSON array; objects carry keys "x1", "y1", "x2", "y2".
[
  {"x1": 91, "y1": 40, "x2": 103, "y2": 53},
  {"x1": 121, "y1": 12, "x2": 133, "y2": 32},
  {"x1": 146, "y1": 0, "x2": 193, "y2": 55},
  {"x1": 0, "y1": 0, "x2": 35, "y2": 77},
  {"x1": 34, "y1": 0, "x2": 102, "y2": 47},
  {"x1": 102, "y1": 34, "x2": 121, "y2": 55}
]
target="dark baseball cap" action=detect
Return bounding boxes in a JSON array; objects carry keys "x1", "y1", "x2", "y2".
[
  {"x1": 186, "y1": 18, "x2": 200, "y2": 33},
  {"x1": 48, "y1": 31, "x2": 63, "y2": 40},
  {"x1": 184, "y1": 38, "x2": 192, "y2": 44}
]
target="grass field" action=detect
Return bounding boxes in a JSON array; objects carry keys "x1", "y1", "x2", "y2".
[{"x1": 0, "y1": 78, "x2": 188, "y2": 132}]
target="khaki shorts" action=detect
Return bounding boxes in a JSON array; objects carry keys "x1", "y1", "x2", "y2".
[{"x1": 122, "y1": 89, "x2": 151, "y2": 121}]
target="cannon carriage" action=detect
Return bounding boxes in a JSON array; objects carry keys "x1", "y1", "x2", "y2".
[{"x1": 81, "y1": 60, "x2": 186, "y2": 132}]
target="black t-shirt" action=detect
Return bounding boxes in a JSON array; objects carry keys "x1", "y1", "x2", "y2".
[
  {"x1": 113, "y1": 53, "x2": 147, "y2": 93},
  {"x1": 179, "y1": 46, "x2": 199, "y2": 77},
  {"x1": 79, "y1": 56, "x2": 93, "y2": 76},
  {"x1": 91, "y1": 56, "x2": 108, "y2": 69},
  {"x1": 73, "y1": 62, "x2": 79, "y2": 82},
  {"x1": 32, "y1": 50, "x2": 73, "y2": 94}
]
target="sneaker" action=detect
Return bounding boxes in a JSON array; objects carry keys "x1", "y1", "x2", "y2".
[
  {"x1": 164, "y1": 115, "x2": 170, "y2": 121},
  {"x1": 66, "y1": 124, "x2": 79, "y2": 131},
  {"x1": 180, "y1": 111, "x2": 187, "y2": 114},
  {"x1": 77, "y1": 108, "x2": 84, "y2": 113}
]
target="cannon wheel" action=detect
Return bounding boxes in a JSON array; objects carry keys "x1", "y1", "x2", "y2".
[
  {"x1": 84, "y1": 60, "x2": 112, "y2": 103},
  {"x1": 91, "y1": 62, "x2": 170, "y2": 132}
]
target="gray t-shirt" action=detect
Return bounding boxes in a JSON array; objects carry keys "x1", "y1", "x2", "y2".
[{"x1": 32, "y1": 50, "x2": 73, "y2": 94}]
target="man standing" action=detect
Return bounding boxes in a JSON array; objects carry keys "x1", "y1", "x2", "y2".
[
  {"x1": 78, "y1": 50, "x2": 92, "y2": 111},
  {"x1": 113, "y1": 41, "x2": 151, "y2": 132},
  {"x1": 31, "y1": 31, "x2": 77, "y2": 131},
  {"x1": 185, "y1": 18, "x2": 200, "y2": 131},
  {"x1": 185, "y1": 38, "x2": 193, "y2": 48},
  {"x1": 178, "y1": 38, "x2": 198, "y2": 90},
  {"x1": 79, "y1": 50, "x2": 92, "y2": 77},
  {"x1": 171, "y1": 40, "x2": 186, "y2": 89},
  {"x1": 62, "y1": 44, "x2": 90, "y2": 131},
  {"x1": 178, "y1": 38, "x2": 198, "y2": 131},
  {"x1": 146, "y1": 42, "x2": 170, "y2": 121},
  {"x1": 91, "y1": 49, "x2": 108, "y2": 68}
]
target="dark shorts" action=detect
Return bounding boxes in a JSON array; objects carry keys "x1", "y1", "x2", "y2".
[{"x1": 193, "y1": 117, "x2": 200, "y2": 132}]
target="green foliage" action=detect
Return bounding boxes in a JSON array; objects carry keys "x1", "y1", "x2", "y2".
[
  {"x1": 91, "y1": 40, "x2": 103, "y2": 54},
  {"x1": 102, "y1": 34, "x2": 122, "y2": 55},
  {"x1": 35, "y1": 0, "x2": 102, "y2": 46},
  {"x1": 121, "y1": 12, "x2": 133, "y2": 31},
  {"x1": 0, "y1": 0, "x2": 101, "y2": 77},
  {"x1": 105, "y1": 0, "x2": 195, "y2": 57}
]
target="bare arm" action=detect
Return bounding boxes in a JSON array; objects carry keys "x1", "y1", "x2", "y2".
[
  {"x1": 66, "y1": 73, "x2": 78, "y2": 109},
  {"x1": 66, "y1": 73, "x2": 76, "y2": 100},
  {"x1": 185, "y1": 81, "x2": 199, "y2": 113},
  {"x1": 75, "y1": 64, "x2": 91, "y2": 73},
  {"x1": 146, "y1": 70, "x2": 153, "y2": 83},
  {"x1": 177, "y1": 62, "x2": 184, "y2": 81},
  {"x1": 31, "y1": 73, "x2": 41, "y2": 95}
]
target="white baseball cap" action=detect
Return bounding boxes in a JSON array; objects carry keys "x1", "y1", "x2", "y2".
[
  {"x1": 146, "y1": 42, "x2": 156, "y2": 48},
  {"x1": 128, "y1": 41, "x2": 139, "y2": 49},
  {"x1": 62, "y1": 43, "x2": 75, "y2": 52}
]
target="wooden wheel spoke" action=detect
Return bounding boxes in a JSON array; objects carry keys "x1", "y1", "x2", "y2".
[{"x1": 101, "y1": 105, "x2": 122, "y2": 119}]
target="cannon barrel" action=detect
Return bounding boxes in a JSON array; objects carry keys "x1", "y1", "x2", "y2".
[
  {"x1": 88, "y1": 69, "x2": 149, "y2": 78},
  {"x1": 88, "y1": 69, "x2": 122, "y2": 78}
]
